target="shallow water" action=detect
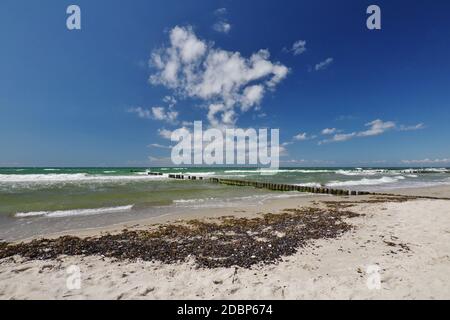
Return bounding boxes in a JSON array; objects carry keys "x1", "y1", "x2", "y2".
[{"x1": 0, "y1": 167, "x2": 449, "y2": 240}]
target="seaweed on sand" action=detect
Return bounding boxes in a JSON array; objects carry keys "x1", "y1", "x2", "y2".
[{"x1": 0, "y1": 205, "x2": 361, "y2": 269}]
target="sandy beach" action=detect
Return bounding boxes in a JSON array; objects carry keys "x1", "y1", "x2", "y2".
[{"x1": 0, "y1": 185, "x2": 449, "y2": 300}]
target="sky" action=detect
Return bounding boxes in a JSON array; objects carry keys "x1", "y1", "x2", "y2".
[{"x1": 0, "y1": 0, "x2": 449, "y2": 167}]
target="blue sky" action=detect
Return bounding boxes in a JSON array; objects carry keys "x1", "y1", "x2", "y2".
[{"x1": 0, "y1": 0, "x2": 449, "y2": 167}]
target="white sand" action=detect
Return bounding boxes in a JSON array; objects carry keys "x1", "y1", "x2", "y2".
[{"x1": 1, "y1": 196, "x2": 449, "y2": 300}]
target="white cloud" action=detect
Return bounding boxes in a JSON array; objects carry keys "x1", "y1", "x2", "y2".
[
  {"x1": 181, "y1": 121, "x2": 194, "y2": 126},
  {"x1": 158, "y1": 128, "x2": 173, "y2": 140},
  {"x1": 150, "y1": 26, "x2": 289, "y2": 127},
  {"x1": 329, "y1": 132, "x2": 356, "y2": 142},
  {"x1": 214, "y1": 8, "x2": 227, "y2": 15},
  {"x1": 213, "y1": 8, "x2": 231, "y2": 34},
  {"x1": 293, "y1": 132, "x2": 308, "y2": 141},
  {"x1": 401, "y1": 158, "x2": 450, "y2": 164},
  {"x1": 293, "y1": 132, "x2": 316, "y2": 141},
  {"x1": 213, "y1": 21, "x2": 231, "y2": 34},
  {"x1": 151, "y1": 106, "x2": 178, "y2": 123},
  {"x1": 319, "y1": 119, "x2": 395, "y2": 144},
  {"x1": 151, "y1": 107, "x2": 165, "y2": 120},
  {"x1": 158, "y1": 126, "x2": 191, "y2": 140},
  {"x1": 241, "y1": 85, "x2": 265, "y2": 111},
  {"x1": 319, "y1": 119, "x2": 424, "y2": 144},
  {"x1": 148, "y1": 143, "x2": 171, "y2": 149},
  {"x1": 321, "y1": 128, "x2": 337, "y2": 135},
  {"x1": 315, "y1": 57, "x2": 334, "y2": 71},
  {"x1": 291, "y1": 40, "x2": 307, "y2": 55},
  {"x1": 357, "y1": 119, "x2": 395, "y2": 137},
  {"x1": 163, "y1": 95, "x2": 177, "y2": 107},
  {"x1": 127, "y1": 107, "x2": 152, "y2": 119},
  {"x1": 399, "y1": 123, "x2": 425, "y2": 131}
]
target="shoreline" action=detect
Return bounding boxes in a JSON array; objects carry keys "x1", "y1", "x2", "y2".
[
  {"x1": 4, "y1": 184, "x2": 449, "y2": 243},
  {"x1": 0, "y1": 187, "x2": 449, "y2": 299}
]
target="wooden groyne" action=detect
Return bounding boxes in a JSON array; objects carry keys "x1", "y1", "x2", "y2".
[
  {"x1": 147, "y1": 172, "x2": 450, "y2": 199},
  {"x1": 162, "y1": 173, "x2": 369, "y2": 196}
]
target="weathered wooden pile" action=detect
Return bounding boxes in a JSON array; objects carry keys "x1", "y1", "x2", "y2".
[
  {"x1": 147, "y1": 172, "x2": 164, "y2": 176},
  {"x1": 163, "y1": 173, "x2": 370, "y2": 196}
]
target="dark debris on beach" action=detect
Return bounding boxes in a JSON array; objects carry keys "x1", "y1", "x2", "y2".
[
  {"x1": 0, "y1": 203, "x2": 366, "y2": 269},
  {"x1": 1, "y1": 195, "x2": 420, "y2": 269}
]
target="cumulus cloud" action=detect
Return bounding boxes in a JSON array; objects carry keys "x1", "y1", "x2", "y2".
[
  {"x1": 151, "y1": 106, "x2": 178, "y2": 123},
  {"x1": 357, "y1": 119, "x2": 396, "y2": 137},
  {"x1": 158, "y1": 128, "x2": 173, "y2": 140},
  {"x1": 315, "y1": 57, "x2": 334, "y2": 71},
  {"x1": 293, "y1": 132, "x2": 309, "y2": 141},
  {"x1": 213, "y1": 21, "x2": 231, "y2": 34},
  {"x1": 162, "y1": 95, "x2": 177, "y2": 107},
  {"x1": 149, "y1": 26, "x2": 289, "y2": 127},
  {"x1": 127, "y1": 107, "x2": 152, "y2": 119},
  {"x1": 321, "y1": 128, "x2": 337, "y2": 135}
]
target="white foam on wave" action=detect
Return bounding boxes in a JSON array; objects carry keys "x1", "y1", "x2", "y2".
[
  {"x1": 173, "y1": 192, "x2": 308, "y2": 208},
  {"x1": 224, "y1": 169, "x2": 334, "y2": 174},
  {"x1": 336, "y1": 169, "x2": 380, "y2": 176},
  {"x1": 0, "y1": 173, "x2": 169, "y2": 184},
  {"x1": 326, "y1": 176, "x2": 404, "y2": 187},
  {"x1": 294, "y1": 182, "x2": 322, "y2": 188},
  {"x1": 423, "y1": 168, "x2": 448, "y2": 173},
  {"x1": 14, "y1": 205, "x2": 133, "y2": 218},
  {"x1": 182, "y1": 172, "x2": 216, "y2": 176}
]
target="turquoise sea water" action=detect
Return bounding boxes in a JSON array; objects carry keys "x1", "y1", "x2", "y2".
[{"x1": 0, "y1": 167, "x2": 449, "y2": 240}]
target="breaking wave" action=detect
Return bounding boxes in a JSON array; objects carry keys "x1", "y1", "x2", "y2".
[
  {"x1": 0, "y1": 173, "x2": 169, "y2": 184},
  {"x1": 15, "y1": 205, "x2": 133, "y2": 218},
  {"x1": 326, "y1": 176, "x2": 405, "y2": 187}
]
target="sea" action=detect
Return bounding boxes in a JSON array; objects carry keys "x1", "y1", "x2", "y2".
[{"x1": 1, "y1": 167, "x2": 449, "y2": 241}]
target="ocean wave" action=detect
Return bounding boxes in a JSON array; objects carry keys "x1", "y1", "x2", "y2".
[
  {"x1": 326, "y1": 176, "x2": 404, "y2": 187},
  {"x1": 14, "y1": 205, "x2": 133, "y2": 218},
  {"x1": 182, "y1": 172, "x2": 216, "y2": 176},
  {"x1": 224, "y1": 169, "x2": 334, "y2": 174},
  {"x1": 224, "y1": 170, "x2": 259, "y2": 173},
  {"x1": 173, "y1": 192, "x2": 307, "y2": 208},
  {"x1": 0, "y1": 173, "x2": 168, "y2": 184},
  {"x1": 336, "y1": 169, "x2": 380, "y2": 176},
  {"x1": 294, "y1": 182, "x2": 322, "y2": 188}
]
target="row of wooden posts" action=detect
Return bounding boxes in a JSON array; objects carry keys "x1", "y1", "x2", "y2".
[{"x1": 162, "y1": 173, "x2": 371, "y2": 196}]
